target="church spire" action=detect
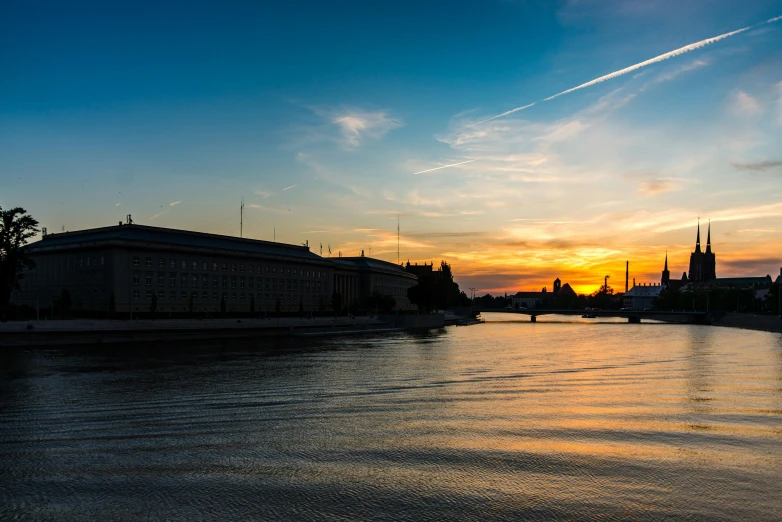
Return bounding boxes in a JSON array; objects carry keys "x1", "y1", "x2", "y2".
[
  {"x1": 695, "y1": 219, "x2": 701, "y2": 253},
  {"x1": 706, "y1": 220, "x2": 712, "y2": 253},
  {"x1": 661, "y1": 250, "x2": 670, "y2": 286}
]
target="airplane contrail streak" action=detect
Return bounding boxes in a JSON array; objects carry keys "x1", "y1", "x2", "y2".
[
  {"x1": 466, "y1": 103, "x2": 536, "y2": 127},
  {"x1": 413, "y1": 159, "x2": 476, "y2": 175},
  {"x1": 471, "y1": 15, "x2": 781, "y2": 125},
  {"x1": 542, "y1": 26, "x2": 750, "y2": 102},
  {"x1": 282, "y1": 184, "x2": 299, "y2": 191}
]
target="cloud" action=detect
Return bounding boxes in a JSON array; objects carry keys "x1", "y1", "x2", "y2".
[
  {"x1": 169, "y1": 200, "x2": 182, "y2": 206},
  {"x1": 720, "y1": 257, "x2": 782, "y2": 275},
  {"x1": 638, "y1": 179, "x2": 677, "y2": 195},
  {"x1": 413, "y1": 159, "x2": 476, "y2": 175},
  {"x1": 639, "y1": 59, "x2": 710, "y2": 91},
  {"x1": 282, "y1": 184, "x2": 299, "y2": 191},
  {"x1": 316, "y1": 108, "x2": 402, "y2": 148},
  {"x1": 731, "y1": 160, "x2": 782, "y2": 171},
  {"x1": 247, "y1": 203, "x2": 292, "y2": 214},
  {"x1": 149, "y1": 211, "x2": 168, "y2": 220},
  {"x1": 729, "y1": 90, "x2": 762, "y2": 117},
  {"x1": 115, "y1": 203, "x2": 120, "y2": 207},
  {"x1": 469, "y1": 20, "x2": 763, "y2": 125}
]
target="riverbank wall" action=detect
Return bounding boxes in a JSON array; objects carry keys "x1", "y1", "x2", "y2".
[
  {"x1": 711, "y1": 312, "x2": 782, "y2": 334},
  {"x1": 0, "y1": 316, "x2": 447, "y2": 347}
]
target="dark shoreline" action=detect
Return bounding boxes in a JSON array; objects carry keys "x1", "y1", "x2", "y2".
[
  {"x1": 0, "y1": 315, "x2": 448, "y2": 347},
  {"x1": 710, "y1": 312, "x2": 782, "y2": 334}
]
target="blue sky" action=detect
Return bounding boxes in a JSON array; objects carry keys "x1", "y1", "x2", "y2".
[{"x1": 2, "y1": 0, "x2": 782, "y2": 293}]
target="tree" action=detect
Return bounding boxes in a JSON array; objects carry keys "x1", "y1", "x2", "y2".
[
  {"x1": 0, "y1": 206, "x2": 39, "y2": 311},
  {"x1": 368, "y1": 291, "x2": 396, "y2": 314}
]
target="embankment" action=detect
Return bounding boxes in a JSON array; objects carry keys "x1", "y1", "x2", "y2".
[
  {"x1": 0, "y1": 315, "x2": 445, "y2": 347},
  {"x1": 712, "y1": 312, "x2": 782, "y2": 334}
]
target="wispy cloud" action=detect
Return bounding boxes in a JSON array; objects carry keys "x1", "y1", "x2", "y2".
[
  {"x1": 469, "y1": 18, "x2": 780, "y2": 125},
  {"x1": 169, "y1": 200, "x2": 182, "y2": 206},
  {"x1": 413, "y1": 159, "x2": 476, "y2": 175},
  {"x1": 638, "y1": 178, "x2": 679, "y2": 195},
  {"x1": 282, "y1": 184, "x2": 299, "y2": 191},
  {"x1": 149, "y1": 211, "x2": 168, "y2": 220},
  {"x1": 732, "y1": 160, "x2": 782, "y2": 171},
  {"x1": 729, "y1": 90, "x2": 762, "y2": 117},
  {"x1": 115, "y1": 203, "x2": 120, "y2": 207},
  {"x1": 332, "y1": 110, "x2": 402, "y2": 147}
]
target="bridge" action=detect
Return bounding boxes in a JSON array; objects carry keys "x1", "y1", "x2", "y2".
[{"x1": 475, "y1": 308, "x2": 710, "y2": 324}]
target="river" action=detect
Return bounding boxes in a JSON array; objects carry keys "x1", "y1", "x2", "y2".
[{"x1": 2, "y1": 314, "x2": 781, "y2": 520}]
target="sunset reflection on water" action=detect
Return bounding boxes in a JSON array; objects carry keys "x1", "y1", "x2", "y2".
[{"x1": 1, "y1": 318, "x2": 781, "y2": 520}]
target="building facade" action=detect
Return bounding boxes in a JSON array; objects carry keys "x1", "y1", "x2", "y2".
[
  {"x1": 11, "y1": 224, "x2": 417, "y2": 314},
  {"x1": 623, "y1": 283, "x2": 663, "y2": 310}
]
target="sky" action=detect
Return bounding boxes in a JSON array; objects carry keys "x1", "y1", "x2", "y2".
[{"x1": 2, "y1": 0, "x2": 782, "y2": 295}]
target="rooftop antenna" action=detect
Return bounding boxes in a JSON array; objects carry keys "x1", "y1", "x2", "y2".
[
  {"x1": 240, "y1": 197, "x2": 244, "y2": 238},
  {"x1": 273, "y1": 227, "x2": 276, "y2": 242},
  {"x1": 397, "y1": 214, "x2": 400, "y2": 265}
]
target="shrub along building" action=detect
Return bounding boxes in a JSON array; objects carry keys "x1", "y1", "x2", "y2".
[{"x1": 10, "y1": 222, "x2": 417, "y2": 315}]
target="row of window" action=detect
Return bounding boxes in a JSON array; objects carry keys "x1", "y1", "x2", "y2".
[
  {"x1": 131, "y1": 273, "x2": 324, "y2": 292},
  {"x1": 131, "y1": 256, "x2": 326, "y2": 279},
  {"x1": 132, "y1": 289, "x2": 326, "y2": 302}
]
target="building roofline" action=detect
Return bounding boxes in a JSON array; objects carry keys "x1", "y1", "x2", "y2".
[{"x1": 38, "y1": 223, "x2": 312, "y2": 252}]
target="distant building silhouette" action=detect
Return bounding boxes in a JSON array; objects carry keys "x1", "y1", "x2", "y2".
[
  {"x1": 661, "y1": 252, "x2": 670, "y2": 286},
  {"x1": 687, "y1": 221, "x2": 716, "y2": 282}
]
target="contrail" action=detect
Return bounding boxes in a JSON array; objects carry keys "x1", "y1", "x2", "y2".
[
  {"x1": 282, "y1": 184, "x2": 299, "y2": 191},
  {"x1": 467, "y1": 103, "x2": 536, "y2": 127},
  {"x1": 413, "y1": 159, "x2": 476, "y2": 175},
  {"x1": 472, "y1": 16, "x2": 781, "y2": 125},
  {"x1": 542, "y1": 25, "x2": 750, "y2": 102}
]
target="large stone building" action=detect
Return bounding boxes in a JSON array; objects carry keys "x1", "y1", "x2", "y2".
[{"x1": 10, "y1": 223, "x2": 417, "y2": 314}]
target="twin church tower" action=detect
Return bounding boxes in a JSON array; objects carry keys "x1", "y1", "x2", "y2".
[{"x1": 661, "y1": 221, "x2": 716, "y2": 286}]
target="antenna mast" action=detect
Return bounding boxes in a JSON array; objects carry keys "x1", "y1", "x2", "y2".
[
  {"x1": 397, "y1": 214, "x2": 400, "y2": 265},
  {"x1": 240, "y1": 197, "x2": 244, "y2": 238}
]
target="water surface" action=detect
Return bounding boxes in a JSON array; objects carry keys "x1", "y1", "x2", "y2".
[{"x1": 2, "y1": 315, "x2": 781, "y2": 520}]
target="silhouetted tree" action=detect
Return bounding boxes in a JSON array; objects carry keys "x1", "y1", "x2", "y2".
[
  {"x1": 0, "y1": 206, "x2": 39, "y2": 314},
  {"x1": 368, "y1": 291, "x2": 396, "y2": 314}
]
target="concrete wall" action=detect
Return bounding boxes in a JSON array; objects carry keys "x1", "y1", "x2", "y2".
[{"x1": 379, "y1": 313, "x2": 445, "y2": 329}]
